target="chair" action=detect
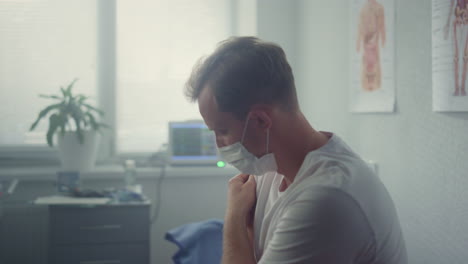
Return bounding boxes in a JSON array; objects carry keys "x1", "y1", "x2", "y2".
[{"x1": 165, "y1": 219, "x2": 223, "y2": 264}]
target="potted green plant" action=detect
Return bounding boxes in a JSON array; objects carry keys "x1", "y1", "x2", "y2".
[{"x1": 30, "y1": 79, "x2": 108, "y2": 171}]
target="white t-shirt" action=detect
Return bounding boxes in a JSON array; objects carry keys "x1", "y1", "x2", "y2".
[{"x1": 253, "y1": 132, "x2": 407, "y2": 264}]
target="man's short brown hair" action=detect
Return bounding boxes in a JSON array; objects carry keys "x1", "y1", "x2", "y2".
[{"x1": 185, "y1": 36, "x2": 298, "y2": 119}]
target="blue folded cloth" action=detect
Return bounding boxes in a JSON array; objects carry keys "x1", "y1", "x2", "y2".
[{"x1": 165, "y1": 219, "x2": 223, "y2": 264}]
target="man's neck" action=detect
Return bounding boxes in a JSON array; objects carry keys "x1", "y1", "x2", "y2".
[{"x1": 275, "y1": 112, "x2": 329, "y2": 191}]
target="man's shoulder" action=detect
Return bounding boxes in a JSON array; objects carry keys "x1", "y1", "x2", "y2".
[
  {"x1": 285, "y1": 154, "x2": 377, "y2": 213},
  {"x1": 280, "y1": 186, "x2": 370, "y2": 233},
  {"x1": 298, "y1": 135, "x2": 375, "y2": 186},
  {"x1": 291, "y1": 184, "x2": 356, "y2": 207},
  {"x1": 296, "y1": 156, "x2": 368, "y2": 189}
]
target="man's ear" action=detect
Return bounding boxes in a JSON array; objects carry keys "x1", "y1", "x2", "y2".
[{"x1": 250, "y1": 107, "x2": 272, "y2": 131}]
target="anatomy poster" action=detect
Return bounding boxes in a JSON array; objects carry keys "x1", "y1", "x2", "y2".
[
  {"x1": 432, "y1": 0, "x2": 468, "y2": 111},
  {"x1": 350, "y1": 0, "x2": 395, "y2": 113}
]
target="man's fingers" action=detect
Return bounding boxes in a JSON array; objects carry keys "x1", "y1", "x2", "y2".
[
  {"x1": 247, "y1": 174, "x2": 256, "y2": 185},
  {"x1": 239, "y1": 173, "x2": 251, "y2": 182},
  {"x1": 230, "y1": 173, "x2": 250, "y2": 183}
]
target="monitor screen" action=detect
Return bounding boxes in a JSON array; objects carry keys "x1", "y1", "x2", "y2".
[{"x1": 169, "y1": 121, "x2": 219, "y2": 165}]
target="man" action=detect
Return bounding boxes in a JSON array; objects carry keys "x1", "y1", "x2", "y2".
[{"x1": 185, "y1": 36, "x2": 407, "y2": 264}]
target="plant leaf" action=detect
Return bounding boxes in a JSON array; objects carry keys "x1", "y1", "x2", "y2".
[
  {"x1": 65, "y1": 78, "x2": 78, "y2": 96},
  {"x1": 58, "y1": 111, "x2": 67, "y2": 134},
  {"x1": 70, "y1": 108, "x2": 84, "y2": 144},
  {"x1": 66, "y1": 78, "x2": 78, "y2": 90},
  {"x1": 39, "y1": 94, "x2": 62, "y2": 100},
  {"x1": 30, "y1": 103, "x2": 63, "y2": 131},
  {"x1": 46, "y1": 114, "x2": 61, "y2": 147},
  {"x1": 97, "y1": 122, "x2": 110, "y2": 129},
  {"x1": 82, "y1": 103, "x2": 105, "y2": 115},
  {"x1": 70, "y1": 103, "x2": 87, "y2": 127},
  {"x1": 85, "y1": 112, "x2": 99, "y2": 130},
  {"x1": 60, "y1": 86, "x2": 67, "y2": 97},
  {"x1": 77, "y1": 95, "x2": 88, "y2": 104}
]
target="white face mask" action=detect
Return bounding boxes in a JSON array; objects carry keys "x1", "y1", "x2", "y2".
[{"x1": 218, "y1": 116, "x2": 277, "y2": 176}]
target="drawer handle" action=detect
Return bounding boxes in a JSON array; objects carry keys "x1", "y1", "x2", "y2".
[
  {"x1": 80, "y1": 260, "x2": 121, "y2": 264},
  {"x1": 79, "y1": 224, "x2": 122, "y2": 230}
]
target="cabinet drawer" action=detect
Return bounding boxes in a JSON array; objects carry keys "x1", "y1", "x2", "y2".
[
  {"x1": 50, "y1": 205, "x2": 149, "y2": 245},
  {"x1": 52, "y1": 243, "x2": 148, "y2": 264}
]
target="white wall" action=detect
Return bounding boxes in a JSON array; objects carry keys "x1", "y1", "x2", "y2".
[
  {"x1": 233, "y1": 0, "x2": 257, "y2": 36},
  {"x1": 256, "y1": 0, "x2": 298, "y2": 69},
  {"x1": 295, "y1": 0, "x2": 468, "y2": 263},
  {"x1": 233, "y1": 0, "x2": 298, "y2": 69}
]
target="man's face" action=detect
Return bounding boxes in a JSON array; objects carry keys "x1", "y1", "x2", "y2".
[
  {"x1": 198, "y1": 86, "x2": 244, "y2": 148},
  {"x1": 198, "y1": 86, "x2": 265, "y2": 156}
]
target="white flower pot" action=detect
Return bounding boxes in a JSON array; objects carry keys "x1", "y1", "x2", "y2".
[{"x1": 57, "y1": 130, "x2": 100, "y2": 172}]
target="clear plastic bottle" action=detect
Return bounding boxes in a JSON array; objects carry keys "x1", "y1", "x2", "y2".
[{"x1": 124, "y1": 159, "x2": 137, "y2": 188}]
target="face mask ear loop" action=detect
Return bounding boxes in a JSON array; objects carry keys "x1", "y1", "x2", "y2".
[
  {"x1": 241, "y1": 114, "x2": 250, "y2": 144},
  {"x1": 266, "y1": 129, "x2": 270, "y2": 154}
]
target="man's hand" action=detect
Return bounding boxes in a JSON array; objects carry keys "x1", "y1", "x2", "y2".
[
  {"x1": 226, "y1": 174, "x2": 256, "y2": 220},
  {"x1": 222, "y1": 174, "x2": 257, "y2": 264}
]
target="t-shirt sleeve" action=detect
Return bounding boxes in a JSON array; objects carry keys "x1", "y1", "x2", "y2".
[{"x1": 258, "y1": 187, "x2": 375, "y2": 264}]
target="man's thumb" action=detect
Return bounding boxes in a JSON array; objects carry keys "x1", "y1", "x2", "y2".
[{"x1": 247, "y1": 174, "x2": 256, "y2": 183}]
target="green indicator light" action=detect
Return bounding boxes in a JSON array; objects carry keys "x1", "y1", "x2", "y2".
[{"x1": 217, "y1": 161, "x2": 226, "y2": 168}]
